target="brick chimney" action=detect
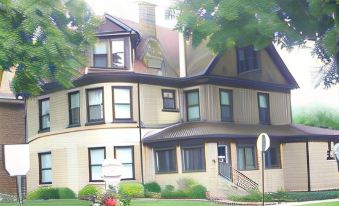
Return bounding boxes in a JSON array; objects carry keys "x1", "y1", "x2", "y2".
[{"x1": 138, "y1": 1, "x2": 157, "y2": 37}]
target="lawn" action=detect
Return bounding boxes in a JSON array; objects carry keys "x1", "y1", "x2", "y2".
[
  {"x1": 301, "y1": 201, "x2": 339, "y2": 206},
  {"x1": 0, "y1": 199, "x2": 221, "y2": 206}
]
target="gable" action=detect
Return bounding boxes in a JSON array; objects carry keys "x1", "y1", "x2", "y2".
[
  {"x1": 96, "y1": 18, "x2": 127, "y2": 34},
  {"x1": 207, "y1": 45, "x2": 298, "y2": 88}
]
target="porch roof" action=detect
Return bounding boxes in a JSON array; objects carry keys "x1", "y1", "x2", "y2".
[{"x1": 143, "y1": 122, "x2": 339, "y2": 144}]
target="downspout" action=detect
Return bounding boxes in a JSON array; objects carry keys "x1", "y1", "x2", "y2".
[
  {"x1": 137, "y1": 82, "x2": 144, "y2": 184},
  {"x1": 306, "y1": 137, "x2": 311, "y2": 192}
]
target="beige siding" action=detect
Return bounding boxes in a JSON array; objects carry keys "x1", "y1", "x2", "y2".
[
  {"x1": 140, "y1": 84, "x2": 180, "y2": 125},
  {"x1": 309, "y1": 142, "x2": 339, "y2": 190},
  {"x1": 211, "y1": 49, "x2": 288, "y2": 85},
  {"x1": 283, "y1": 142, "x2": 308, "y2": 191}
]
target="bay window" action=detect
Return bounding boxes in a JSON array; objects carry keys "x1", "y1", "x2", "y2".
[
  {"x1": 39, "y1": 98, "x2": 50, "y2": 131},
  {"x1": 154, "y1": 148, "x2": 177, "y2": 173},
  {"x1": 86, "y1": 88, "x2": 104, "y2": 123},
  {"x1": 39, "y1": 152, "x2": 52, "y2": 184},
  {"x1": 89, "y1": 147, "x2": 105, "y2": 182},
  {"x1": 93, "y1": 41, "x2": 108, "y2": 68},
  {"x1": 115, "y1": 146, "x2": 134, "y2": 180},
  {"x1": 112, "y1": 87, "x2": 132, "y2": 120},
  {"x1": 186, "y1": 90, "x2": 200, "y2": 121}
]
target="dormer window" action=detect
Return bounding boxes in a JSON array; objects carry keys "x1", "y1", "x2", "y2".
[
  {"x1": 112, "y1": 40, "x2": 125, "y2": 68},
  {"x1": 237, "y1": 45, "x2": 259, "y2": 73},
  {"x1": 93, "y1": 42, "x2": 108, "y2": 68}
]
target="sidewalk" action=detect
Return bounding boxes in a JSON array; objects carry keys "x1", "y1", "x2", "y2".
[{"x1": 280, "y1": 198, "x2": 339, "y2": 205}]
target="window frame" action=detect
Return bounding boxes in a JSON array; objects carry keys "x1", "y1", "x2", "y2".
[
  {"x1": 38, "y1": 152, "x2": 52, "y2": 185},
  {"x1": 185, "y1": 89, "x2": 201, "y2": 122},
  {"x1": 86, "y1": 87, "x2": 105, "y2": 124},
  {"x1": 257, "y1": 92, "x2": 271, "y2": 124},
  {"x1": 111, "y1": 39, "x2": 126, "y2": 69},
  {"x1": 237, "y1": 144, "x2": 258, "y2": 171},
  {"x1": 236, "y1": 45, "x2": 260, "y2": 74},
  {"x1": 154, "y1": 147, "x2": 178, "y2": 174},
  {"x1": 93, "y1": 41, "x2": 108, "y2": 68},
  {"x1": 68, "y1": 91, "x2": 80, "y2": 127},
  {"x1": 39, "y1": 98, "x2": 50, "y2": 132},
  {"x1": 161, "y1": 89, "x2": 177, "y2": 111},
  {"x1": 112, "y1": 86, "x2": 133, "y2": 122},
  {"x1": 88, "y1": 147, "x2": 106, "y2": 182},
  {"x1": 181, "y1": 145, "x2": 206, "y2": 173},
  {"x1": 264, "y1": 144, "x2": 282, "y2": 169},
  {"x1": 114, "y1": 146, "x2": 135, "y2": 180},
  {"x1": 219, "y1": 89, "x2": 233, "y2": 122}
]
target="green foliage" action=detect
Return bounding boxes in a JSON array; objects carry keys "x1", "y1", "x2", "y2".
[
  {"x1": 78, "y1": 184, "x2": 102, "y2": 197},
  {"x1": 163, "y1": 185, "x2": 175, "y2": 193},
  {"x1": 144, "y1": 182, "x2": 161, "y2": 193},
  {"x1": 118, "y1": 182, "x2": 145, "y2": 198},
  {"x1": 173, "y1": 0, "x2": 338, "y2": 87},
  {"x1": 161, "y1": 179, "x2": 206, "y2": 199},
  {"x1": 0, "y1": 0, "x2": 101, "y2": 95},
  {"x1": 160, "y1": 190, "x2": 191, "y2": 199},
  {"x1": 293, "y1": 106, "x2": 339, "y2": 129},
  {"x1": 27, "y1": 187, "x2": 76, "y2": 200},
  {"x1": 177, "y1": 178, "x2": 196, "y2": 191},
  {"x1": 229, "y1": 190, "x2": 339, "y2": 202},
  {"x1": 189, "y1": 185, "x2": 207, "y2": 199}
]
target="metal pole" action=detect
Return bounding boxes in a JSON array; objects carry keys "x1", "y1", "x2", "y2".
[
  {"x1": 262, "y1": 151, "x2": 265, "y2": 206},
  {"x1": 16, "y1": 176, "x2": 23, "y2": 206}
]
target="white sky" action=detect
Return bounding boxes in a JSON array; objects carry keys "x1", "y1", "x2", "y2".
[{"x1": 86, "y1": 0, "x2": 339, "y2": 111}]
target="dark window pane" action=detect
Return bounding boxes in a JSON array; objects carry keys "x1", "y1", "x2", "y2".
[
  {"x1": 155, "y1": 149, "x2": 176, "y2": 173},
  {"x1": 89, "y1": 105, "x2": 103, "y2": 121},
  {"x1": 258, "y1": 94, "x2": 270, "y2": 124},
  {"x1": 70, "y1": 108, "x2": 80, "y2": 124},
  {"x1": 238, "y1": 146, "x2": 256, "y2": 170},
  {"x1": 164, "y1": 99, "x2": 175, "y2": 109},
  {"x1": 265, "y1": 147, "x2": 280, "y2": 168},
  {"x1": 237, "y1": 45, "x2": 259, "y2": 73},
  {"x1": 221, "y1": 106, "x2": 231, "y2": 122},
  {"x1": 182, "y1": 147, "x2": 205, "y2": 171},
  {"x1": 94, "y1": 54, "x2": 107, "y2": 67}
]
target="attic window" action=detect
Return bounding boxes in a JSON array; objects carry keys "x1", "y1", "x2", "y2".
[
  {"x1": 93, "y1": 42, "x2": 108, "y2": 68},
  {"x1": 112, "y1": 40, "x2": 125, "y2": 68},
  {"x1": 237, "y1": 45, "x2": 259, "y2": 73}
]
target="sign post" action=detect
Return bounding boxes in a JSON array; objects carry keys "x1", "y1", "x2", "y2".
[
  {"x1": 4, "y1": 144, "x2": 30, "y2": 206},
  {"x1": 257, "y1": 133, "x2": 270, "y2": 206}
]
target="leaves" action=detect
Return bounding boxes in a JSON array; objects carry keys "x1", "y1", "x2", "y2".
[{"x1": 0, "y1": 0, "x2": 100, "y2": 95}]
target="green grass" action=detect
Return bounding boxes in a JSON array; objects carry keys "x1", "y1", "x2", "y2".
[
  {"x1": 131, "y1": 200, "x2": 220, "y2": 206},
  {"x1": 0, "y1": 199, "x2": 91, "y2": 206},
  {"x1": 301, "y1": 201, "x2": 339, "y2": 206}
]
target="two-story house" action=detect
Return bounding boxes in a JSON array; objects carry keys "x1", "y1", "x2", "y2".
[{"x1": 25, "y1": 2, "x2": 339, "y2": 197}]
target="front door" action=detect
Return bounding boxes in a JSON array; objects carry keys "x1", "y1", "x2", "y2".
[{"x1": 218, "y1": 144, "x2": 230, "y2": 164}]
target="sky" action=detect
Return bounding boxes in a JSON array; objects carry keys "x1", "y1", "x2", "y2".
[{"x1": 85, "y1": 0, "x2": 339, "y2": 111}]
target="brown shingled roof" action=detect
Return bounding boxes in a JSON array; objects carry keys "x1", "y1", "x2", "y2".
[{"x1": 143, "y1": 122, "x2": 339, "y2": 144}]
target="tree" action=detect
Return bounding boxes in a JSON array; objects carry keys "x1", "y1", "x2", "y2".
[
  {"x1": 172, "y1": 0, "x2": 338, "y2": 87},
  {"x1": 0, "y1": 0, "x2": 100, "y2": 95}
]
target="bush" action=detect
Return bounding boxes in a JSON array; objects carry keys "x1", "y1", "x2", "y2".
[
  {"x1": 144, "y1": 192, "x2": 161, "y2": 198},
  {"x1": 27, "y1": 187, "x2": 76, "y2": 200},
  {"x1": 177, "y1": 178, "x2": 196, "y2": 191},
  {"x1": 144, "y1": 182, "x2": 161, "y2": 193},
  {"x1": 161, "y1": 190, "x2": 190, "y2": 199},
  {"x1": 163, "y1": 185, "x2": 175, "y2": 193},
  {"x1": 118, "y1": 182, "x2": 144, "y2": 198},
  {"x1": 229, "y1": 190, "x2": 272, "y2": 202},
  {"x1": 189, "y1": 185, "x2": 207, "y2": 199},
  {"x1": 78, "y1": 184, "x2": 102, "y2": 197}
]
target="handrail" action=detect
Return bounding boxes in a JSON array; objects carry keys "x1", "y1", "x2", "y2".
[{"x1": 218, "y1": 161, "x2": 259, "y2": 192}]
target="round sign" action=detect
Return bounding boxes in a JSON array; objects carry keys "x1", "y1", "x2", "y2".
[
  {"x1": 333, "y1": 143, "x2": 339, "y2": 159},
  {"x1": 257, "y1": 133, "x2": 270, "y2": 152}
]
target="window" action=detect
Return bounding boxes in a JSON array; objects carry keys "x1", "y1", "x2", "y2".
[
  {"x1": 115, "y1": 146, "x2": 134, "y2": 180},
  {"x1": 162, "y1": 89, "x2": 176, "y2": 110},
  {"x1": 39, "y1": 98, "x2": 50, "y2": 131},
  {"x1": 220, "y1": 89, "x2": 233, "y2": 122},
  {"x1": 258, "y1": 93, "x2": 270, "y2": 124},
  {"x1": 112, "y1": 40, "x2": 125, "y2": 68},
  {"x1": 89, "y1": 147, "x2": 105, "y2": 182},
  {"x1": 182, "y1": 145, "x2": 205, "y2": 172},
  {"x1": 112, "y1": 87, "x2": 132, "y2": 120},
  {"x1": 68, "y1": 91, "x2": 80, "y2": 126},
  {"x1": 154, "y1": 148, "x2": 177, "y2": 173},
  {"x1": 265, "y1": 145, "x2": 281, "y2": 168},
  {"x1": 93, "y1": 41, "x2": 108, "y2": 67},
  {"x1": 86, "y1": 88, "x2": 104, "y2": 123},
  {"x1": 186, "y1": 90, "x2": 200, "y2": 121},
  {"x1": 237, "y1": 145, "x2": 257, "y2": 170},
  {"x1": 39, "y1": 152, "x2": 52, "y2": 184},
  {"x1": 237, "y1": 45, "x2": 259, "y2": 73}
]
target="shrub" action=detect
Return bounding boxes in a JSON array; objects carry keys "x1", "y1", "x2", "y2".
[
  {"x1": 78, "y1": 185, "x2": 102, "y2": 197},
  {"x1": 144, "y1": 182, "x2": 161, "y2": 193},
  {"x1": 177, "y1": 178, "x2": 196, "y2": 191},
  {"x1": 118, "y1": 182, "x2": 144, "y2": 198},
  {"x1": 163, "y1": 185, "x2": 175, "y2": 192},
  {"x1": 27, "y1": 187, "x2": 76, "y2": 200},
  {"x1": 189, "y1": 185, "x2": 207, "y2": 199},
  {"x1": 144, "y1": 192, "x2": 161, "y2": 198},
  {"x1": 161, "y1": 190, "x2": 190, "y2": 199}
]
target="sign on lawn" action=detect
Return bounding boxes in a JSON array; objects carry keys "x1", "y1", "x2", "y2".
[
  {"x1": 4, "y1": 144, "x2": 30, "y2": 176},
  {"x1": 257, "y1": 133, "x2": 270, "y2": 152}
]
